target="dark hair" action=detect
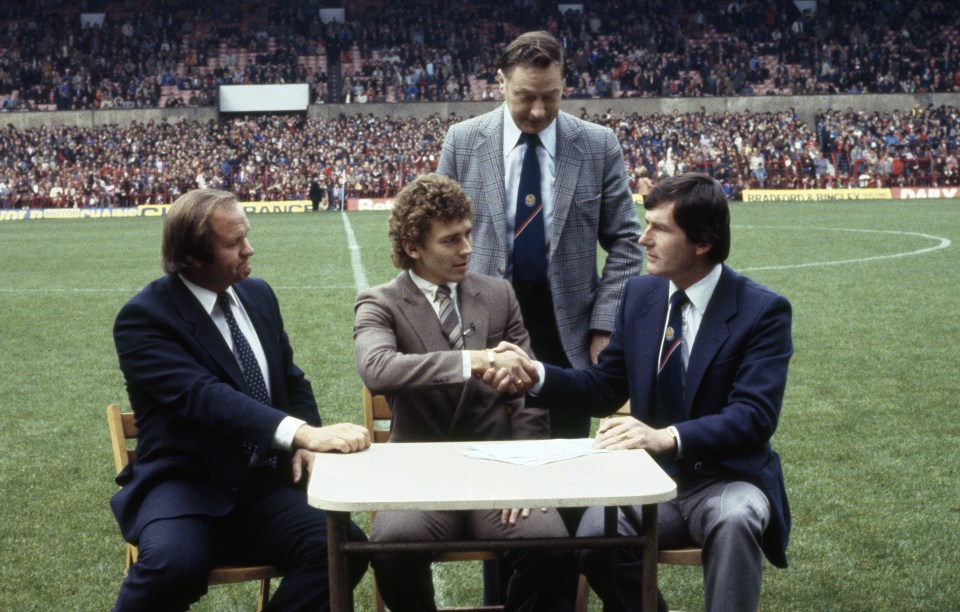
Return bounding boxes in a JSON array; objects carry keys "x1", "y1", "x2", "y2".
[
  {"x1": 644, "y1": 173, "x2": 730, "y2": 263},
  {"x1": 389, "y1": 174, "x2": 473, "y2": 269},
  {"x1": 161, "y1": 189, "x2": 239, "y2": 274},
  {"x1": 497, "y1": 31, "x2": 564, "y2": 75}
]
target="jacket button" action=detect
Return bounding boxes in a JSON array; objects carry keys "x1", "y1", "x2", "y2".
[
  {"x1": 505, "y1": 406, "x2": 514, "y2": 416},
  {"x1": 694, "y1": 462, "x2": 703, "y2": 471}
]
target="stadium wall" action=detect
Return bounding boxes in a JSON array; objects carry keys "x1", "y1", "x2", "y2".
[{"x1": 4, "y1": 93, "x2": 960, "y2": 131}]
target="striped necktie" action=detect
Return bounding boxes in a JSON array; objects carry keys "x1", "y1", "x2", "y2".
[{"x1": 435, "y1": 285, "x2": 465, "y2": 349}]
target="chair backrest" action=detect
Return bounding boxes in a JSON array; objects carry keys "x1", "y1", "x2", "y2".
[
  {"x1": 104, "y1": 402, "x2": 282, "y2": 608},
  {"x1": 362, "y1": 387, "x2": 393, "y2": 443},
  {"x1": 107, "y1": 403, "x2": 137, "y2": 474}
]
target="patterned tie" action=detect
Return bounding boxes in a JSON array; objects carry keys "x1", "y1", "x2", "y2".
[
  {"x1": 512, "y1": 133, "x2": 547, "y2": 283},
  {"x1": 217, "y1": 292, "x2": 274, "y2": 466},
  {"x1": 435, "y1": 285, "x2": 465, "y2": 349},
  {"x1": 655, "y1": 290, "x2": 688, "y2": 475},
  {"x1": 656, "y1": 290, "x2": 689, "y2": 426}
]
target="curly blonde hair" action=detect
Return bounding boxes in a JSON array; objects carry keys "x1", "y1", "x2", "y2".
[{"x1": 389, "y1": 174, "x2": 473, "y2": 269}]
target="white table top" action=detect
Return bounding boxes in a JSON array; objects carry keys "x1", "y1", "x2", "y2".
[{"x1": 307, "y1": 439, "x2": 677, "y2": 512}]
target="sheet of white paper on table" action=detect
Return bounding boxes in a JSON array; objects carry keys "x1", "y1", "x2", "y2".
[{"x1": 465, "y1": 438, "x2": 607, "y2": 466}]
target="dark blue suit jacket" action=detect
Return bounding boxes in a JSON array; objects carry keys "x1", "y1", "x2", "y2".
[
  {"x1": 111, "y1": 274, "x2": 320, "y2": 542},
  {"x1": 538, "y1": 265, "x2": 793, "y2": 567}
]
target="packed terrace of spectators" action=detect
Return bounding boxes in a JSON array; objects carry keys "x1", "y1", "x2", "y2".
[
  {"x1": 1, "y1": 0, "x2": 959, "y2": 111},
  {"x1": 3, "y1": 103, "x2": 958, "y2": 208}
]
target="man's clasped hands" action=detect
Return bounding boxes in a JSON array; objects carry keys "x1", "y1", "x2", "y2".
[{"x1": 475, "y1": 341, "x2": 540, "y2": 395}]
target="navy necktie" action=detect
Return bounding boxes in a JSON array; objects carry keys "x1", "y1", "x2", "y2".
[
  {"x1": 656, "y1": 290, "x2": 688, "y2": 427},
  {"x1": 655, "y1": 290, "x2": 688, "y2": 475},
  {"x1": 513, "y1": 133, "x2": 547, "y2": 283},
  {"x1": 217, "y1": 292, "x2": 275, "y2": 467},
  {"x1": 218, "y1": 292, "x2": 271, "y2": 406}
]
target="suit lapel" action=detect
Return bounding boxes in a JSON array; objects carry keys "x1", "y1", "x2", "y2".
[
  {"x1": 550, "y1": 112, "x2": 585, "y2": 262},
  {"x1": 395, "y1": 272, "x2": 448, "y2": 353},
  {"x1": 684, "y1": 266, "x2": 736, "y2": 417},
  {"x1": 166, "y1": 275, "x2": 247, "y2": 390},
  {"x1": 476, "y1": 111, "x2": 508, "y2": 258},
  {"x1": 457, "y1": 275, "x2": 488, "y2": 350},
  {"x1": 631, "y1": 281, "x2": 667, "y2": 418}
]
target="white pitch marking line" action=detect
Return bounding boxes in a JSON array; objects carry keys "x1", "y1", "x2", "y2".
[
  {"x1": 340, "y1": 211, "x2": 369, "y2": 292},
  {"x1": 735, "y1": 226, "x2": 952, "y2": 272}
]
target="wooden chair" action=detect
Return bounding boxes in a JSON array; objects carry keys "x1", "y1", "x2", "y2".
[
  {"x1": 362, "y1": 388, "x2": 502, "y2": 612},
  {"x1": 106, "y1": 404, "x2": 282, "y2": 612},
  {"x1": 572, "y1": 402, "x2": 703, "y2": 612}
]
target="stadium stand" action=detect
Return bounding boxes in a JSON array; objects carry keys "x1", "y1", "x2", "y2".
[
  {"x1": 0, "y1": 0, "x2": 958, "y2": 111},
  {"x1": 1, "y1": 1, "x2": 959, "y2": 207},
  {"x1": 2, "y1": 104, "x2": 959, "y2": 209}
]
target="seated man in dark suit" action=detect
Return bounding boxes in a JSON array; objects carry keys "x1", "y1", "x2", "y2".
[
  {"x1": 354, "y1": 173, "x2": 572, "y2": 611},
  {"x1": 489, "y1": 173, "x2": 793, "y2": 611},
  {"x1": 111, "y1": 188, "x2": 371, "y2": 611}
]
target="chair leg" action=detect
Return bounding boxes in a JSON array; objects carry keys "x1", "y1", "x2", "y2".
[
  {"x1": 256, "y1": 578, "x2": 271, "y2": 612},
  {"x1": 375, "y1": 582, "x2": 386, "y2": 612},
  {"x1": 574, "y1": 574, "x2": 589, "y2": 612}
]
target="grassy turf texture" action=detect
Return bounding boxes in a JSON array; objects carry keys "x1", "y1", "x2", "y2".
[{"x1": 0, "y1": 198, "x2": 957, "y2": 610}]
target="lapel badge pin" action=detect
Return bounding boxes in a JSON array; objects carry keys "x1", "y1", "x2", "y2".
[
  {"x1": 524, "y1": 193, "x2": 536, "y2": 207},
  {"x1": 665, "y1": 326, "x2": 675, "y2": 341}
]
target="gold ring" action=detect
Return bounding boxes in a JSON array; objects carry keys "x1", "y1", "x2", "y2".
[{"x1": 514, "y1": 377, "x2": 522, "y2": 384}]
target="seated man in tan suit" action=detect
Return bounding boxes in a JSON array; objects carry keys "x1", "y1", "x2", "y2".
[{"x1": 354, "y1": 173, "x2": 572, "y2": 611}]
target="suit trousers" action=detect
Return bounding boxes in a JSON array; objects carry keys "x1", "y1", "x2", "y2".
[
  {"x1": 371, "y1": 508, "x2": 573, "y2": 612},
  {"x1": 577, "y1": 477, "x2": 770, "y2": 612},
  {"x1": 511, "y1": 281, "x2": 590, "y2": 440},
  {"x1": 113, "y1": 468, "x2": 368, "y2": 612}
]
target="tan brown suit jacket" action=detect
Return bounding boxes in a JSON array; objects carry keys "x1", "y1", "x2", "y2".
[{"x1": 354, "y1": 270, "x2": 548, "y2": 442}]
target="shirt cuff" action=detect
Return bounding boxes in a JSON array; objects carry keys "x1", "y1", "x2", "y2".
[
  {"x1": 528, "y1": 361, "x2": 546, "y2": 395},
  {"x1": 461, "y1": 350, "x2": 472, "y2": 379},
  {"x1": 667, "y1": 425, "x2": 683, "y2": 459},
  {"x1": 273, "y1": 416, "x2": 307, "y2": 450}
]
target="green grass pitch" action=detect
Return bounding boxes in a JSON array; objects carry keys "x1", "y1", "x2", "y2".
[{"x1": 1, "y1": 198, "x2": 957, "y2": 610}]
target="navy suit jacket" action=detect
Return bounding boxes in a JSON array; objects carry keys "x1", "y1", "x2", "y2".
[
  {"x1": 111, "y1": 274, "x2": 320, "y2": 542},
  {"x1": 537, "y1": 265, "x2": 793, "y2": 567}
]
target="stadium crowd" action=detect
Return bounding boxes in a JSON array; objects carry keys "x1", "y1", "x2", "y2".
[
  {"x1": 3, "y1": 103, "x2": 958, "y2": 209},
  {"x1": 1, "y1": 0, "x2": 959, "y2": 111}
]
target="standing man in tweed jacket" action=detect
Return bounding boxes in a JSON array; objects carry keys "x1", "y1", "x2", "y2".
[{"x1": 437, "y1": 30, "x2": 643, "y2": 441}]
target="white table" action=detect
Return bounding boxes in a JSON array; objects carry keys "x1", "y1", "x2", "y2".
[{"x1": 308, "y1": 440, "x2": 677, "y2": 611}]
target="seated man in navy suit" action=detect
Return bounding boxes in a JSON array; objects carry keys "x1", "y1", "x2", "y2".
[
  {"x1": 111, "y1": 188, "x2": 371, "y2": 611},
  {"x1": 489, "y1": 173, "x2": 793, "y2": 611}
]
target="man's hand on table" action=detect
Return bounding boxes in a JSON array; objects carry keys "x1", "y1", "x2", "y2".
[
  {"x1": 500, "y1": 507, "x2": 550, "y2": 526},
  {"x1": 293, "y1": 422, "x2": 371, "y2": 454}
]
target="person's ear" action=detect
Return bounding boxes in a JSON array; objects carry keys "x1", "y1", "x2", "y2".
[
  {"x1": 497, "y1": 69, "x2": 507, "y2": 94},
  {"x1": 403, "y1": 241, "x2": 421, "y2": 260}
]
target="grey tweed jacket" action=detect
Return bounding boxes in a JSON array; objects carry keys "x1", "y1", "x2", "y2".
[{"x1": 437, "y1": 107, "x2": 643, "y2": 368}]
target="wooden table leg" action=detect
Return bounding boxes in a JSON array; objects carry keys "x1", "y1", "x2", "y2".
[
  {"x1": 326, "y1": 510, "x2": 352, "y2": 612},
  {"x1": 640, "y1": 503, "x2": 659, "y2": 612}
]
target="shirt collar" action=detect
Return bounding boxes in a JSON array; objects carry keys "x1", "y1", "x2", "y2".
[
  {"x1": 407, "y1": 269, "x2": 458, "y2": 302},
  {"x1": 179, "y1": 274, "x2": 238, "y2": 315},
  {"x1": 669, "y1": 263, "x2": 722, "y2": 314},
  {"x1": 502, "y1": 105, "x2": 557, "y2": 160}
]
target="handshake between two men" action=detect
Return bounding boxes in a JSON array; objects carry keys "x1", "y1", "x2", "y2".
[{"x1": 468, "y1": 342, "x2": 540, "y2": 396}]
